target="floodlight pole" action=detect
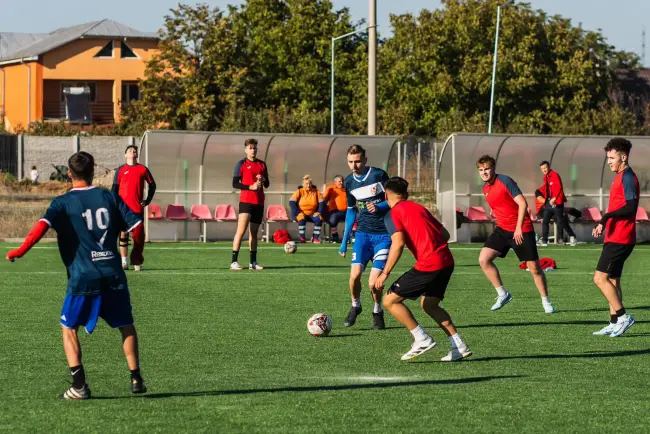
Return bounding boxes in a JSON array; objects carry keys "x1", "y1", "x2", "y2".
[
  {"x1": 488, "y1": 0, "x2": 514, "y2": 134},
  {"x1": 331, "y1": 26, "x2": 371, "y2": 135}
]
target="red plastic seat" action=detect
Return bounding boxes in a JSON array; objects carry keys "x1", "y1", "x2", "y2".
[
  {"x1": 190, "y1": 204, "x2": 213, "y2": 221},
  {"x1": 147, "y1": 204, "x2": 163, "y2": 220},
  {"x1": 215, "y1": 204, "x2": 237, "y2": 221},
  {"x1": 266, "y1": 205, "x2": 290, "y2": 222},
  {"x1": 582, "y1": 207, "x2": 602, "y2": 222},
  {"x1": 636, "y1": 207, "x2": 650, "y2": 222},
  {"x1": 466, "y1": 206, "x2": 491, "y2": 222},
  {"x1": 165, "y1": 204, "x2": 187, "y2": 220}
]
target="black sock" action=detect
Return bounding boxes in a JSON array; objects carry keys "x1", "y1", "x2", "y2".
[
  {"x1": 610, "y1": 315, "x2": 617, "y2": 324},
  {"x1": 250, "y1": 251, "x2": 257, "y2": 264},
  {"x1": 616, "y1": 308, "x2": 626, "y2": 318},
  {"x1": 232, "y1": 251, "x2": 239, "y2": 263},
  {"x1": 70, "y1": 365, "x2": 85, "y2": 389},
  {"x1": 130, "y1": 368, "x2": 142, "y2": 381}
]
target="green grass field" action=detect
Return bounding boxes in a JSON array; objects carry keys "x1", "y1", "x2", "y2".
[{"x1": 1, "y1": 242, "x2": 650, "y2": 433}]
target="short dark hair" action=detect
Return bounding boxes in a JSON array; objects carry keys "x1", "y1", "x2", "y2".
[
  {"x1": 535, "y1": 189, "x2": 543, "y2": 198},
  {"x1": 604, "y1": 137, "x2": 632, "y2": 156},
  {"x1": 476, "y1": 155, "x2": 496, "y2": 168},
  {"x1": 31, "y1": 165, "x2": 37, "y2": 170},
  {"x1": 540, "y1": 161, "x2": 550, "y2": 168},
  {"x1": 385, "y1": 176, "x2": 409, "y2": 199},
  {"x1": 68, "y1": 152, "x2": 95, "y2": 183},
  {"x1": 347, "y1": 144, "x2": 366, "y2": 159},
  {"x1": 125, "y1": 145, "x2": 138, "y2": 154},
  {"x1": 245, "y1": 138, "x2": 258, "y2": 147}
]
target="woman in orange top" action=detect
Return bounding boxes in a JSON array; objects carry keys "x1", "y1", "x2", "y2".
[
  {"x1": 290, "y1": 175, "x2": 325, "y2": 243},
  {"x1": 323, "y1": 175, "x2": 347, "y2": 243}
]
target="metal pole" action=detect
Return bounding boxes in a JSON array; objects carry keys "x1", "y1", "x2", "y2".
[
  {"x1": 416, "y1": 141, "x2": 421, "y2": 188},
  {"x1": 330, "y1": 37, "x2": 335, "y2": 135},
  {"x1": 368, "y1": 0, "x2": 377, "y2": 135},
  {"x1": 488, "y1": 5, "x2": 501, "y2": 135},
  {"x1": 397, "y1": 141, "x2": 401, "y2": 177}
]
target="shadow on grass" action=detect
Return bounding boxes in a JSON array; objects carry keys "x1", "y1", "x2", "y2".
[
  {"x1": 459, "y1": 320, "x2": 650, "y2": 328},
  {"x1": 263, "y1": 265, "x2": 350, "y2": 270},
  {"x1": 558, "y1": 305, "x2": 650, "y2": 313},
  {"x1": 126, "y1": 375, "x2": 522, "y2": 400},
  {"x1": 322, "y1": 333, "x2": 361, "y2": 338},
  {"x1": 355, "y1": 326, "x2": 403, "y2": 331},
  {"x1": 431, "y1": 348, "x2": 650, "y2": 363}
]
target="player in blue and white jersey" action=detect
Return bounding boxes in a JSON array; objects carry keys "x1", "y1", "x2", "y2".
[
  {"x1": 6, "y1": 152, "x2": 147, "y2": 399},
  {"x1": 338, "y1": 144, "x2": 391, "y2": 330}
]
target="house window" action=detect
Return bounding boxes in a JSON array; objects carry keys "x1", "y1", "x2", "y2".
[
  {"x1": 121, "y1": 82, "x2": 140, "y2": 107},
  {"x1": 120, "y1": 42, "x2": 138, "y2": 59},
  {"x1": 61, "y1": 82, "x2": 97, "y2": 102},
  {"x1": 95, "y1": 41, "x2": 114, "y2": 58}
]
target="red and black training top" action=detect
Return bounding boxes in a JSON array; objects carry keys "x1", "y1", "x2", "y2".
[
  {"x1": 112, "y1": 163, "x2": 156, "y2": 215},
  {"x1": 232, "y1": 158, "x2": 270, "y2": 205}
]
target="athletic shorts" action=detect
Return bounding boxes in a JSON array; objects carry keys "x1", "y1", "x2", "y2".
[
  {"x1": 596, "y1": 242, "x2": 635, "y2": 278},
  {"x1": 120, "y1": 213, "x2": 144, "y2": 240},
  {"x1": 388, "y1": 265, "x2": 454, "y2": 300},
  {"x1": 60, "y1": 282, "x2": 134, "y2": 334},
  {"x1": 484, "y1": 226, "x2": 539, "y2": 262},
  {"x1": 352, "y1": 231, "x2": 392, "y2": 271},
  {"x1": 239, "y1": 202, "x2": 264, "y2": 225}
]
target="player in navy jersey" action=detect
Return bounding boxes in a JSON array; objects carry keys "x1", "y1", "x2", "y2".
[
  {"x1": 338, "y1": 145, "x2": 391, "y2": 330},
  {"x1": 112, "y1": 145, "x2": 156, "y2": 271},
  {"x1": 592, "y1": 138, "x2": 638, "y2": 337},
  {"x1": 231, "y1": 138, "x2": 269, "y2": 270},
  {"x1": 7, "y1": 152, "x2": 147, "y2": 399},
  {"x1": 376, "y1": 177, "x2": 472, "y2": 361},
  {"x1": 476, "y1": 155, "x2": 555, "y2": 313}
]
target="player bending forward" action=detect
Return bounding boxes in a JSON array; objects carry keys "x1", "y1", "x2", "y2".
[
  {"x1": 375, "y1": 177, "x2": 472, "y2": 361},
  {"x1": 476, "y1": 155, "x2": 556, "y2": 313},
  {"x1": 7, "y1": 152, "x2": 147, "y2": 399}
]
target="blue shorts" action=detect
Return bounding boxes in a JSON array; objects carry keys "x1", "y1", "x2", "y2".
[
  {"x1": 351, "y1": 231, "x2": 392, "y2": 271},
  {"x1": 60, "y1": 288, "x2": 134, "y2": 334}
]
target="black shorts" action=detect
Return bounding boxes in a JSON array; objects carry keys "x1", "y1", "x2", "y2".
[
  {"x1": 388, "y1": 266, "x2": 454, "y2": 301},
  {"x1": 596, "y1": 243, "x2": 635, "y2": 278},
  {"x1": 484, "y1": 226, "x2": 539, "y2": 262},
  {"x1": 239, "y1": 202, "x2": 264, "y2": 225}
]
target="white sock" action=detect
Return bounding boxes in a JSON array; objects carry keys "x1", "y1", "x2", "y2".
[
  {"x1": 409, "y1": 325, "x2": 430, "y2": 343},
  {"x1": 542, "y1": 296, "x2": 550, "y2": 304},
  {"x1": 352, "y1": 298, "x2": 361, "y2": 308},
  {"x1": 121, "y1": 257, "x2": 128, "y2": 264},
  {"x1": 373, "y1": 302, "x2": 382, "y2": 313},
  {"x1": 449, "y1": 333, "x2": 465, "y2": 349},
  {"x1": 495, "y1": 286, "x2": 507, "y2": 297}
]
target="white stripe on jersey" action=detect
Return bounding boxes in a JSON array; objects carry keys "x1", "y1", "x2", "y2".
[{"x1": 350, "y1": 182, "x2": 385, "y2": 201}]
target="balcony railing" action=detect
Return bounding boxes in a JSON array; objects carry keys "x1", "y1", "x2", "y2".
[{"x1": 43, "y1": 101, "x2": 115, "y2": 124}]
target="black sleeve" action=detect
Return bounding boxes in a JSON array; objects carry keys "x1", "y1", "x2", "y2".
[
  {"x1": 111, "y1": 183, "x2": 119, "y2": 194},
  {"x1": 144, "y1": 182, "x2": 156, "y2": 204},
  {"x1": 262, "y1": 164, "x2": 270, "y2": 188},
  {"x1": 233, "y1": 177, "x2": 248, "y2": 190},
  {"x1": 600, "y1": 199, "x2": 638, "y2": 225}
]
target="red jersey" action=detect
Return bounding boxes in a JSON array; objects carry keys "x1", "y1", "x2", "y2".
[
  {"x1": 233, "y1": 158, "x2": 269, "y2": 205},
  {"x1": 605, "y1": 167, "x2": 639, "y2": 245},
  {"x1": 113, "y1": 163, "x2": 155, "y2": 214},
  {"x1": 543, "y1": 169, "x2": 566, "y2": 205},
  {"x1": 384, "y1": 200, "x2": 454, "y2": 272},
  {"x1": 483, "y1": 174, "x2": 534, "y2": 233}
]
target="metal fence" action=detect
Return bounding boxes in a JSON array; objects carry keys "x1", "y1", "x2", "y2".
[{"x1": 0, "y1": 134, "x2": 18, "y2": 177}]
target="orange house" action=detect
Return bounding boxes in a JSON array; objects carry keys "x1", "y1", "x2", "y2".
[{"x1": 0, "y1": 20, "x2": 160, "y2": 131}]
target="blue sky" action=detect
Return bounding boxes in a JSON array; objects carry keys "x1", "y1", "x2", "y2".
[{"x1": 1, "y1": 1, "x2": 649, "y2": 65}]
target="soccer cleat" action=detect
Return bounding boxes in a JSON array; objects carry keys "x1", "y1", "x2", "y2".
[
  {"x1": 331, "y1": 234, "x2": 340, "y2": 243},
  {"x1": 122, "y1": 262, "x2": 128, "y2": 270},
  {"x1": 537, "y1": 240, "x2": 548, "y2": 247},
  {"x1": 441, "y1": 345, "x2": 473, "y2": 362},
  {"x1": 610, "y1": 314, "x2": 635, "y2": 337},
  {"x1": 593, "y1": 323, "x2": 616, "y2": 336},
  {"x1": 491, "y1": 292, "x2": 512, "y2": 311},
  {"x1": 60, "y1": 384, "x2": 91, "y2": 400},
  {"x1": 299, "y1": 237, "x2": 306, "y2": 243},
  {"x1": 313, "y1": 238, "x2": 321, "y2": 244},
  {"x1": 568, "y1": 236, "x2": 577, "y2": 246},
  {"x1": 343, "y1": 306, "x2": 362, "y2": 327},
  {"x1": 131, "y1": 377, "x2": 147, "y2": 394},
  {"x1": 134, "y1": 265, "x2": 142, "y2": 272},
  {"x1": 230, "y1": 262, "x2": 243, "y2": 270},
  {"x1": 401, "y1": 338, "x2": 437, "y2": 361},
  {"x1": 543, "y1": 301, "x2": 556, "y2": 313},
  {"x1": 372, "y1": 311, "x2": 385, "y2": 330},
  {"x1": 249, "y1": 262, "x2": 264, "y2": 270}
]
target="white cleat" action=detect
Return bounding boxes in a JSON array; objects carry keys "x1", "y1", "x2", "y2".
[
  {"x1": 537, "y1": 240, "x2": 548, "y2": 247},
  {"x1": 568, "y1": 236, "x2": 577, "y2": 246},
  {"x1": 441, "y1": 345, "x2": 473, "y2": 362},
  {"x1": 230, "y1": 261, "x2": 243, "y2": 270},
  {"x1": 249, "y1": 262, "x2": 264, "y2": 270},
  {"x1": 610, "y1": 314, "x2": 635, "y2": 337},
  {"x1": 593, "y1": 323, "x2": 615, "y2": 336},
  {"x1": 134, "y1": 265, "x2": 142, "y2": 272},
  {"x1": 491, "y1": 292, "x2": 512, "y2": 311},
  {"x1": 122, "y1": 262, "x2": 128, "y2": 270},
  {"x1": 543, "y1": 301, "x2": 556, "y2": 314},
  {"x1": 401, "y1": 339, "x2": 436, "y2": 361}
]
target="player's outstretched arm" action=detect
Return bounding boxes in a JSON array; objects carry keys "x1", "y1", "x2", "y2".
[
  {"x1": 339, "y1": 207, "x2": 358, "y2": 255},
  {"x1": 6, "y1": 220, "x2": 49, "y2": 262}
]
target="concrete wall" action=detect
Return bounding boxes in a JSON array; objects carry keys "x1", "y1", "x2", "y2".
[{"x1": 20, "y1": 135, "x2": 135, "y2": 181}]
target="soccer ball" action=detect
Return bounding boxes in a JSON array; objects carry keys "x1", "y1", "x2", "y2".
[
  {"x1": 307, "y1": 313, "x2": 332, "y2": 337},
  {"x1": 284, "y1": 241, "x2": 297, "y2": 254}
]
